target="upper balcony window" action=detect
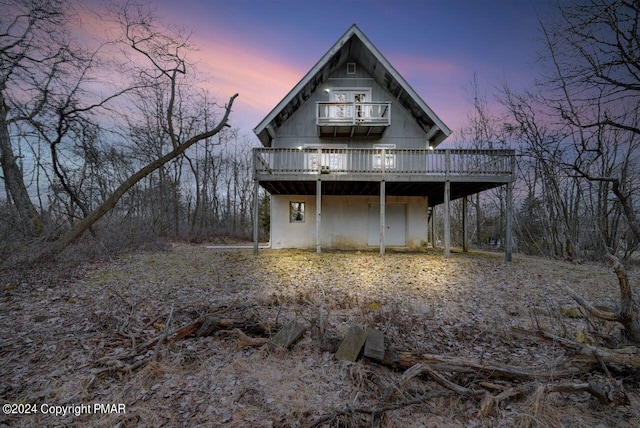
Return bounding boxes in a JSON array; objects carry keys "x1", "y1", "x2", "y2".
[
  {"x1": 332, "y1": 89, "x2": 370, "y2": 118},
  {"x1": 317, "y1": 88, "x2": 390, "y2": 138}
]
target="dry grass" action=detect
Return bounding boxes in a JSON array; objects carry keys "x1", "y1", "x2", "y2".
[{"x1": 1, "y1": 244, "x2": 639, "y2": 427}]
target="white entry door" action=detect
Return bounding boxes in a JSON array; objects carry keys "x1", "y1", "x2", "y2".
[{"x1": 367, "y1": 204, "x2": 407, "y2": 246}]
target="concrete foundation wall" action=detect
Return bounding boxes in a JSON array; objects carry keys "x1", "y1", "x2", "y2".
[{"x1": 271, "y1": 194, "x2": 428, "y2": 250}]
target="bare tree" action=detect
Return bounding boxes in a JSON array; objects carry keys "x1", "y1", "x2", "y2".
[
  {"x1": 2, "y1": 0, "x2": 138, "y2": 239},
  {"x1": 46, "y1": 2, "x2": 238, "y2": 255},
  {"x1": 458, "y1": 75, "x2": 493, "y2": 246},
  {"x1": 1, "y1": 0, "x2": 263, "y2": 260},
  {"x1": 515, "y1": 0, "x2": 640, "y2": 342},
  {"x1": 548, "y1": 0, "x2": 640, "y2": 137},
  {"x1": 502, "y1": 87, "x2": 587, "y2": 259},
  {"x1": 539, "y1": 0, "x2": 640, "y2": 245},
  {"x1": 0, "y1": 0, "x2": 72, "y2": 236},
  {"x1": 458, "y1": 74, "x2": 512, "y2": 250}
]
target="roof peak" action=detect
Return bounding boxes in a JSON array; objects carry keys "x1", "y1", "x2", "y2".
[{"x1": 254, "y1": 24, "x2": 451, "y2": 147}]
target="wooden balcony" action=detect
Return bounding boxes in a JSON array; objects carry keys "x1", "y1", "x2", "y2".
[
  {"x1": 316, "y1": 102, "x2": 391, "y2": 138},
  {"x1": 254, "y1": 148, "x2": 515, "y2": 205}
]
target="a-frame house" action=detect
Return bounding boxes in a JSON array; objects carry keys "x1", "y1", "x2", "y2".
[{"x1": 252, "y1": 24, "x2": 514, "y2": 258}]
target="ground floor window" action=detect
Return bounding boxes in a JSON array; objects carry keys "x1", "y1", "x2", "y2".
[{"x1": 290, "y1": 201, "x2": 305, "y2": 222}]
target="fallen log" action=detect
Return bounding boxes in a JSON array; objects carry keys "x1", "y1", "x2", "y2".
[
  {"x1": 195, "y1": 316, "x2": 256, "y2": 337},
  {"x1": 557, "y1": 254, "x2": 640, "y2": 344},
  {"x1": 512, "y1": 328, "x2": 640, "y2": 370},
  {"x1": 380, "y1": 349, "x2": 575, "y2": 381},
  {"x1": 381, "y1": 363, "x2": 429, "y2": 402},
  {"x1": 234, "y1": 328, "x2": 270, "y2": 349},
  {"x1": 134, "y1": 311, "x2": 273, "y2": 353},
  {"x1": 369, "y1": 334, "x2": 633, "y2": 408},
  {"x1": 380, "y1": 363, "x2": 482, "y2": 401}
]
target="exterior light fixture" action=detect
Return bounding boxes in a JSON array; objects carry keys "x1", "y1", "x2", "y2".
[{"x1": 324, "y1": 88, "x2": 330, "y2": 93}]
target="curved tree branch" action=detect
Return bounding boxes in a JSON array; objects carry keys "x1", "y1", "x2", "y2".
[{"x1": 45, "y1": 93, "x2": 238, "y2": 257}]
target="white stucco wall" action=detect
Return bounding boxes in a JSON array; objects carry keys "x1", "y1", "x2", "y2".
[{"x1": 271, "y1": 194, "x2": 428, "y2": 250}]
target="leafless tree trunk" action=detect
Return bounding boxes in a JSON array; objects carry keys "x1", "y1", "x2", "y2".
[
  {"x1": 517, "y1": 0, "x2": 640, "y2": 343},
  {"x1": 501, "y1": 87, "x2": 585, "y2": 259},
  {"x1": 41, "y1": 1, "x2": 242, "y2": 255},
  {"x1": 2, "y1": 0, "x2": 140, "y2": 238},
  {"x1": 47, "y1": 93, "x2": 237, "y2": 255},
  {"x1": 0, "y1": 91, "x2": 43, "y2": 235},
  {"x1": 538, "y1": 0, "x2": 640, "y2": 247},
  {"x1": 457, "y1": 74, "x2": 509, "y2": 249},
  {"x1": 0, "y1": 0, "x2": 71, "y2": 236}
]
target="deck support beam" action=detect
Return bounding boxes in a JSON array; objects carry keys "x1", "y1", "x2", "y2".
[
  {"x1": 253, "y1": 179, "x2": 260, "y2": 255},
  {"x1": 431, "y1": 206, "x2": 436, "y2": 248},
  {"x1": 444, "y1": 181, "x2": 451, "y2": 258},
  {"x1": 316, "y1": 179, "x2": 322, "y2": 254},
  {"x1": 380, "y1": 180, "x2": 386, "y2": 257},
  {"x1": 462, "y1": 196, "x2": 469, "y2": 253},
  {"x1": 426, "y1": 206, "x2": 431, "y2": 248},
  {"x1": 505, "y1": 181, "x2": 513, "y2": 262}
]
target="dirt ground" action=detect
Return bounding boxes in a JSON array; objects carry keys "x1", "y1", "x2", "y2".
[{"x1": 1, "y1": 244, "x2": 639, "y2": 427}]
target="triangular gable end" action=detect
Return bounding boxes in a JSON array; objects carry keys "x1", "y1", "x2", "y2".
[{"x1": 253, "y1": 24, "x2": 451, "y2": 147}]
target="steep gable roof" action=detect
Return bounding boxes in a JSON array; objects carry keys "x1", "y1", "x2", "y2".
[{"x1": 254, "y1": 24, "x2": 451, "y2": 147}]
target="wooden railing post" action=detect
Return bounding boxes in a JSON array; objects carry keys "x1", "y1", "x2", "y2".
[
  {"x1": 445, "y1": 149, "x2": 451, "y2": 179},
  {"x1": 351, "y1": 102, "x2": 356, "y2": 126},
  {"x1": 379, "y1": 148, "x2": 386, "y2": 256},
  {"x1": 252, "y1": 148, "x2": 257, "y2": 179}
]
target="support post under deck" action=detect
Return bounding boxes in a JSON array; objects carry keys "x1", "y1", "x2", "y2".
[
  {"x1": 316, "y1": 179, "x2": 322, "y2": 254},
  {"x1": 380, "y1": 180, "x2": 386, "y2": 257},
  {"x1": 462, "y1": 196, "x2": 469, "y2": 253},
  {"x1": 444, "y1": 181, "x2": 451, "y2": 258},
  {"x1": 253, "y1": 179, "x2": 259, "y2": 256},
  {"x1": 431, "y1": 206, "x2": 436, "y2": 248},
  {"x1": 505, "y1": 181, "x2": 513, "y2": 262}
]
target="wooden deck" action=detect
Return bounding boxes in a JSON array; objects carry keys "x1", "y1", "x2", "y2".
[
  {"x1": 253, "y1": 148, "x2": 515, "y2": 204},
  {"x1": 252, "y1": 148, "x2": 516, "y2": 260}
]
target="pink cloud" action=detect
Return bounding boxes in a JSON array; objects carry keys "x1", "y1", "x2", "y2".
[
  {"x1": 190, "y1": 33, "x2": 306, "y2": 129},
  {"x1": 384, "y1": 54, "x2": 470, "y2": 135},
  {"x1": 73, "y1": 5, "x2": 304, "y2": 131},
  {"x1": 389, "y1": 54, "x2": 465, "y2": 79},
  {"x1": 192, "y1": 42, "x2": 302, "y2": 109},
  {"x1": 70, "y1": 5, "x2": 478, "y2": 137}
]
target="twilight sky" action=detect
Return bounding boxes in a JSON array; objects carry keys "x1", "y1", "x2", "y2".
[{"x1": 138, "y1": 0, "x2": 555, "y2": 144}]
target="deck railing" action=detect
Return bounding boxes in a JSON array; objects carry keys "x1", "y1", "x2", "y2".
[
  {"x1": 254, "y1": 148, "x2": 515, "y2": 179},
  {"x1": 316, "y1": 102, "x2": 391, "y2": 126}
]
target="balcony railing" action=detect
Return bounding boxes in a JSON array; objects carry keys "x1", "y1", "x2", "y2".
[
  {"x1": 254, "y1": 148, "x2": 515, "y2": 181},
  {"x1": 316, "y1": 102, "x2": 391, "y2": 126}
]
